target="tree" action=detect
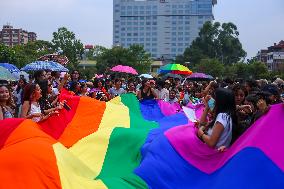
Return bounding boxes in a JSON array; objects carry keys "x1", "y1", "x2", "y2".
[
  {"x1": 52, "y1": 27, "x2": 84, "y2": 69},
  {"x1": 0, "y1": 41, "x2": 54, "y2": 68},
  {"x1": 218, "y1": 23, "x2": 246, "y2": 64},
  {"x1": 194, "y1": 58, "x2": 224, "y2": 78},
  {"x1": 181, "y1": 21, "x2": 246, "y2": 65},
  {"x1": 13, "y1": 40, "x2": 54, "y2": 68},
  {"x1": 233, "y1": 62, "x2": 250, "y2": 79},
  {"x1": 128, "y1": 44, "x2": 152, "y2": 73},
  {"x1": 96, "y1": 44, "x2": 152, "y2": 74},
  {"x1": 247, "y1": 61, "x2": 269, "y2": 79},
  {"x1": 0, "y1": 43, "x2": 16, "y2": 64}
]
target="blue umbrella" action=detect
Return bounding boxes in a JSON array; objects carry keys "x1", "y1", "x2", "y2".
[
  {"x1": 0, "y1": 66, "x2": 17, "y2": 81},
  {"x1": 0, "y1": 63, "x2": 20, "y2": 73},
  {"x1": 21, "y1": 61, "x2": 69, "y2": 72}
]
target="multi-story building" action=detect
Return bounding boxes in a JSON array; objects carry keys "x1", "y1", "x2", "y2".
[
  {"x1": 257, "y1": 41, "x2": 284, "y2": 72},
  {"x1": 28, "y1": 32, "x2": 37, "y2": 42},
  {"x1": 267, "y1": 41, "x2": 284, "y2": 72},
  {"x1": 113, "y1": 0, "x2": 217, "y2": 60},
  {"x1": 0, "y1": 24, "x2": 37, "y2": 47},
  {"x1": 256, "y1": 49, "x2": 268, "y2": 63}
]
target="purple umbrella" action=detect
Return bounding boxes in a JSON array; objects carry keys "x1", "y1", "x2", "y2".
[{"x1": 186, "y1": 73, "x2": 214, "y2": 81}]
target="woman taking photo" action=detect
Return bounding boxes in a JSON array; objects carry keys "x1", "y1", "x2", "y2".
[
  {"x1": 137, "y1": 79, "x2": 157, "y2": 100},
  {"x1": 0, "y1": 85, "x2": 15, "y2": 120},
  {"x1": 197, "y1": 88, "x2": 237, "y2": 149}
]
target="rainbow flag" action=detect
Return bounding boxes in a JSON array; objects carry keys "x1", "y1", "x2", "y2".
[{"x1": 0, "y1": 93, "x2": 283, "y2": 189}]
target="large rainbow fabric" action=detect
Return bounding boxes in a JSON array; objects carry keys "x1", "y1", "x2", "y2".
[{"x1": 0, "y1": 93, "x2": 284, "y2": 189}]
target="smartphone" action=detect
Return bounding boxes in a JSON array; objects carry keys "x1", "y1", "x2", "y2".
[{"x1": 63, "y1": 102, "x2": 71, "y2": 111}]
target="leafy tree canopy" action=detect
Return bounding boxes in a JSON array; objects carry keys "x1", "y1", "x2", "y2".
[
  {"x1": 96, "y1": 44, "x2": 152, "y2": 74},
  {"x1": 179, "y1": 21, "x2": 246, "y2": 66},
  {"x1": 52, "y1": 27, "x2": 84, "y2": 70}
]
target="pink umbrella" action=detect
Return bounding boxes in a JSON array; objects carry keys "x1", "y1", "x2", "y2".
[{"x1": 110, "y1": 65, "x2": 138, "y2": 75}]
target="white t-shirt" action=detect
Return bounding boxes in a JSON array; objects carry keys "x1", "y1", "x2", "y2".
[
  {"x1": 159, "y1": 88, "x2": 169, "y2": 100},
  {"x1": 30, "y1": 103, "x2": 42, "y2": 123},
  {"x1": 207, "y1": 113, "x2": 232, "y2": 148}
]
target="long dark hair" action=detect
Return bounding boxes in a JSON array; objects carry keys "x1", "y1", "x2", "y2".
[
  {"x1": 16, "y1": 78, "x2": 27, "y2": 93},
  {"x1": 22, "y1": 84, "x2": 37, "y2": 103},
  {"x1": 140, "y1": 79, "x2": 149, "y2": 90},
  {"x1": 38, "y1": 80, "x2": 49, "y2": 99},
  {"x1": 93, "y1": 79, "x2": 104, "y2": 89},
  {"x1": 208, "y1": 88, "x2": 238, "y2": 141}
]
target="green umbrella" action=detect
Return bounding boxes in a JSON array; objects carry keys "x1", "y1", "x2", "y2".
[{"x1": 0, "y1": 66, "x2": 17, "y2": 81}]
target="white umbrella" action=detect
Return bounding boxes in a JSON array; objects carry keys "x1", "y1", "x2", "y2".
[
  {"x1": 12, "y1": 71, "x2": 29, "y2": 81},
  {"x1": 139, "y1": 74, "x2": 153, "y2": 79}
]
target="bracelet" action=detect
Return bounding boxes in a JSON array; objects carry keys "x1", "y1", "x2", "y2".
[
  {"x1": 199, "y1": 122, "x2": 207, "y2": 127},
  {"x1": 201, "y1": 133, "x2": 206, "y2": 140}
]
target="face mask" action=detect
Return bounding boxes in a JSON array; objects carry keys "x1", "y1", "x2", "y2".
[{"x1": 208, "y1": 98, "x2": 215, "y2": 111}]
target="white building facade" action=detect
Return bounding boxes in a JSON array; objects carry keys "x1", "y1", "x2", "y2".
[
  {"x1": 267, "y1": 51, "x2": 284, "y2": 72},
  {"x1": 113, "y1": 0, "x2": 217, "y2": 60}
]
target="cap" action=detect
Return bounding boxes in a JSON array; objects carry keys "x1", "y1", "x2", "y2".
[{"x1": 262, "y1": 84, "x2": 279, "y2": 96}]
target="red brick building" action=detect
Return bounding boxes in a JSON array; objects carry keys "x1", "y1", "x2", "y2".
[{"x1": 0, "y1": 24, "x2": 37, "y2": 47}]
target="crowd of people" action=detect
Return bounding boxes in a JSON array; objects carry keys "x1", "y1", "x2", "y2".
[{"x1": 0, "y1": 69, "x2": 283, "y2": 150}]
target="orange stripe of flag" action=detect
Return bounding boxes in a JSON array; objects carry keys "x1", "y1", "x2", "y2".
[
  {"x1": 0, "y1": 119, "x2": 62, "y2": 189},
  {"x1": 58, "y1": 97, "x2": 107, "y2": 148}
]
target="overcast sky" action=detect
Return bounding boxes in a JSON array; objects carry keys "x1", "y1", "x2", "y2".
[{"x1": 1, "y1": 0, "x2": 283, "y2": 59}]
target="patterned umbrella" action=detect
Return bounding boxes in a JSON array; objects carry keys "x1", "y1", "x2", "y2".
[
  {"x1": 21, "y1": 61, "x2": 69, "y2": 72},
  {"x1": 0, "y1": 63, "x2": 20, "y2": 73},
  {"x1": 0, "y1": 66, "x2": 17, "y2": 81},
  {"x1": 110, "y1": 65, "x2": 138, "y2": 75},
  {"x1": 159, "y1": 63, "x2": 192, "y2": 75}
]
